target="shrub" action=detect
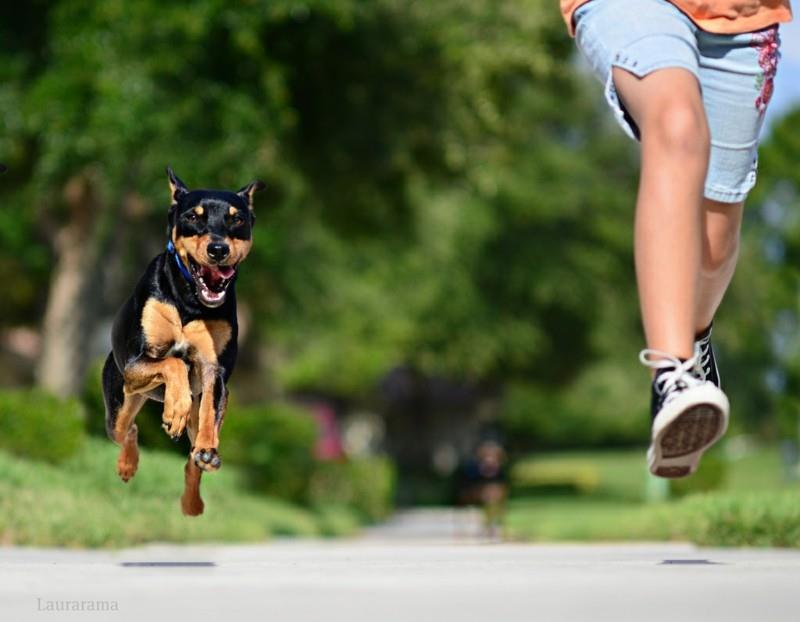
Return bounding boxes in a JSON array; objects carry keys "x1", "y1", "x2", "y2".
[
  {"x1": 511, "y1": 459, "x2": 601, "y2": 496},
  {"x1": 0, "y1": 388, "x2": 85, "y2": 463},
  {"x1": 677, "y1": 491, "x2": 800, "y2": 547},
  {"x1": 82, "y1": 357, "x2": 107, "y2": 437},
  {"x1": 222, "y1": 401, "x2": 318, "y2": 503},
  {"x1": 669, "y1": 448, "x2": 727, "y2": 498},
  {"x1": 501, "y1": 361, "x2": 649, "y2": 450},
  {"x1": 308, "y1": 456, "x2": 396, "y2": 522},
  {"x1": 313, "y1": 504, "x2": 362, "y2": 537},
  {"x1": 0, "y1": 437, "x2": 327, "y2": 547}
]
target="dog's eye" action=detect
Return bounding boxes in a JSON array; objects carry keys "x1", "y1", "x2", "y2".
[{"x1": 185, "y1": 212, "x2": 199, "y2": 222}]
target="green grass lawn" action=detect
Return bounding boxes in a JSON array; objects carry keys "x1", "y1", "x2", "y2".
[
  {"x1": 0, "y1": 438, "x2": 359, "y2": 547},
  {"x1": 505, "y1": 441, "x2": 800, "y2": 546},
  {"x1": 505, "y1": 498, "x2": 673, "y2": 541}
]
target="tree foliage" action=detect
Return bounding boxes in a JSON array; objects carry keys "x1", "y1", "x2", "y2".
[{"x1": 0, "y1": 0, "x2": 716, "y2": 448}]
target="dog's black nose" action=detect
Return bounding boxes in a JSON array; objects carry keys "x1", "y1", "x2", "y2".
[{"x1": 207, "y1": 242, "x2": 230, "y2": 262}]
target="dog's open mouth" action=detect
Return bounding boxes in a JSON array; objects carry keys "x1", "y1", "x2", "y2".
[{"x1": 187, "y1": 256, "x2": 237, "y2": 307}]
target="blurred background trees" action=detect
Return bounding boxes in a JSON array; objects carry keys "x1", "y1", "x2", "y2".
[{"x1": 0, "y1": 0, "x2": 798, "y2": 516}]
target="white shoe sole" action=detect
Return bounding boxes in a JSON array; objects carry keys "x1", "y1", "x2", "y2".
[{"x1": 647, "y1": 383, "x2": 729, "y2": 479}]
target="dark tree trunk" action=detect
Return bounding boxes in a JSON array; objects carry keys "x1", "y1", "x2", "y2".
[{"x1": 37, "y1": 173, "x2": 108, "y2": 397}]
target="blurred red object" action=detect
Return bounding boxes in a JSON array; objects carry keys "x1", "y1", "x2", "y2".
[{"x1": 311, "y1": 403, "x2": 344, "y2": 461}]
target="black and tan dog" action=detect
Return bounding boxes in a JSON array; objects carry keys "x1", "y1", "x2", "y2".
[{"x1": 102, "y1": 168, "x2": 263, "y2": 516}]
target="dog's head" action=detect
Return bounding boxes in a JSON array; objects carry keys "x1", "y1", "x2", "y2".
[{"x1": 166, "y1": 167, "x2": 264, "y2": 308}]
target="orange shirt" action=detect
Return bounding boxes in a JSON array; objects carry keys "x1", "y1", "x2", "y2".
[{"x1": 560, "y1": 0, "x2": 792, "y2": 36}]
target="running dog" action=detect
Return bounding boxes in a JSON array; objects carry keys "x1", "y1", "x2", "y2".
[{"x1": 102, "y1": 168, "x2": 264, "y2": 516}]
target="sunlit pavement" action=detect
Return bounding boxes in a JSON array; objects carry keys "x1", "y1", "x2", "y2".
[{"x1": 2, "y1": 509, "x2": 799, "y2": 622}]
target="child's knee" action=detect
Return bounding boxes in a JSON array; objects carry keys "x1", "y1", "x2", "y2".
[{"x1": 645, "y1": 100, "x2": 710, "y2": 159}]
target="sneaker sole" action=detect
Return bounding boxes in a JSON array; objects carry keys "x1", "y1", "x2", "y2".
[{"x1": 647, "y1": 384, "x2": 729, "y2": 479}]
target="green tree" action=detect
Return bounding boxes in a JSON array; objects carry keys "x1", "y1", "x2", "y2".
[
  {"x1": 0, "y1": 0, "x2": 653, "y2": 454},
  {"x1": 728, "y1": 106, "x2": 800, "y2": 438}
]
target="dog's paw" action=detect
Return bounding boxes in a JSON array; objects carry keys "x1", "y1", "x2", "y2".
[
  {"x1": 192, "y1": 447, "x2": 221, "y2": 472},
  {"x1": 161, "y1": 414, "x2": 188, "y2": 440},
  {"x1": 116, "y1": 452, "x2": 139, "y2": 482},
  {"x1": 181, "y1": 492, "x2": 205, "y2": 516},
  {"x1": 162, "y1": 394, "x2": 192, "y2": 440}
]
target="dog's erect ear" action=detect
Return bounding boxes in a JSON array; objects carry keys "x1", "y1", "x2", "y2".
[
  {"x1": 236, "y1": 180, "x2": 266, "y2": 209},
  {"x1": 166, "y1": 166, "x2": 188, "y2": 204},
  {"x1": 167, "y1": 204, "x2": 176, "y2": 238}
]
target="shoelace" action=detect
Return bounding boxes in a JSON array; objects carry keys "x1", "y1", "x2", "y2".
[
  {"x1": 696, "y1": 331, "x2": 713, "y2": 381},
  {"x1": 639, "y1": 348, "x2": 703, "y2": 405}
]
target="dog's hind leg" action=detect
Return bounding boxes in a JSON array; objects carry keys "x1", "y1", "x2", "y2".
[
  {"x1": 102, "y1": 352, "x2": 125, "y2": 441},
  {"x1": 115, "y1": 419, "x2": 143, "y2": 483},
  {"x1": 102, "y1": 353, "x2": 146, "y2": 482},
  {"x1": 181, "y1": 458, "x2": 205, "y2": 516},
  {"x1": 181, "y1": 398, "x2": 205, "y2": 516}
]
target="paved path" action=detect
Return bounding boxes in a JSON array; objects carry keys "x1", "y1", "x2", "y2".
[{"x1": 2, "y1": 509, "x2": 799, "y2": 621}]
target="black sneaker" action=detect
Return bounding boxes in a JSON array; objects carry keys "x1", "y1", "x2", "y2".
[
  {"x1": 695, "y1": 323, "x2": 720, "y2": 388},
  {"x1": 640, "y1": 349, "x2": 729, "y2": 479}
]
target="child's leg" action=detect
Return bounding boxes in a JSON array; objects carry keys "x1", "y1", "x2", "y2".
[
  {"x1": 692, "y1": 25, "x2": 780, "y2": 330},
  {"x1": 612, "y1": 67, "x2": 710, "y2": 359},
  {"x1": 571, "y1": 0, "x2": 736, "y2": 477},
  {"x1": 696, "y1": 199, "x2": 744, "y2": 332}
]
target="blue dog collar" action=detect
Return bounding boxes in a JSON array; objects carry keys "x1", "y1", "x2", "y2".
[{"x1": 166, "y1": 240, "x2": 194, "y2": 283}]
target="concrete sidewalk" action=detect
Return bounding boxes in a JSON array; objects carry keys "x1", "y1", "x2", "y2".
[{"x1": 2, "y1": 511, "x2": 799, "y2": 621}]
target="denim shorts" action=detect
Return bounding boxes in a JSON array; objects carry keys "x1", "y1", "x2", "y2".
[{"x1": 573, "y1": 0, "x2": 782, "y2": 203}]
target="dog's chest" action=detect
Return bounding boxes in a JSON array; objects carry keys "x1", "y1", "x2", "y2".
[{"x1": 140, "y1": 298, "x2": 231, "y2": 361}]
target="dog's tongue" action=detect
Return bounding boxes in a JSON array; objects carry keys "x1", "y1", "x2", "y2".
[
  {"x1": 202, "y1": 265, "x2": 235, "y2": 288},
  {"x1": 217, "y1": 265, "x2": 236, "y2": 279}
]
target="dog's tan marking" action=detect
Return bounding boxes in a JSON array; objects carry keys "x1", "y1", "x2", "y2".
[
  {"x1": 193, "y1": 205, "x2": 204, "y2": 216},
  {"x1": 229, "y1": 238, "x2": 252, "y2": 264},
  {"x1": 141, "y1": 299, "x2": 182, "y2": 356},
  {"x1": 123, "y1": 357, "x2": 192, "y2": 437},
  {"x1": 112, "y1": 393, "x2": 146, "y2": 444},
  {"x1": 116, "y1": 424, "x2": 140, "y2": 482},
  {"x1": 228, "y1": 206, "x2": 238, "y2": 216},
  {"x1": 159, "y1": 358, "x2": 192, "y2": 437},
  {"x1": 168, "y1": 176, "x2": 183, "y2": 203},
  {"x1": 124, "y1": 357, "x2": 187, "y2": 393},
  {"x1": 181, "y1": 458, "x2": 205, "y2": 515},
  {"x1": 192, "y1": 368, "x2": 223, "y2": 452},
  {"x1": 183, "y1": 320, "x2": 232, "y2": 360},
  {"x1": 181, "y1": 321, "x2": 230, "y2": 460},
  {"x1": 186, "y1": 397, "x2": 200, "y2": 446},
  {"x1": 239, "y1": 180, "x2": 265, "y2": 208},
  {"x1": 140, "y1": 299, "x2": 231, "y2": 359},
  {"x1": 174, "y1": 234, "x2": 211, "y2": 265}
]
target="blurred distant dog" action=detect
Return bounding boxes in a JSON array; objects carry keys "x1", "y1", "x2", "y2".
[
  {"x1": 458, "y1": 440, "x2": 509, "y2": 537},
  {"x1": 101, "y1": 168, "x2": 263, "y2": 516}
]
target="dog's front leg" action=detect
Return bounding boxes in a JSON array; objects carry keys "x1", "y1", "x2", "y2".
[
  {"x1": 159, "y1": 358, "x2": 192, "y2": 439},
  {"x1": 124, "y1": 356, "x2": 192, "y2": 439},
  {"x1": 190, "y1": 363, "x2": 225, "y2": 472},
  {"x1": 114, "y1": 356, "x2": 190, "y2": 481}
]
